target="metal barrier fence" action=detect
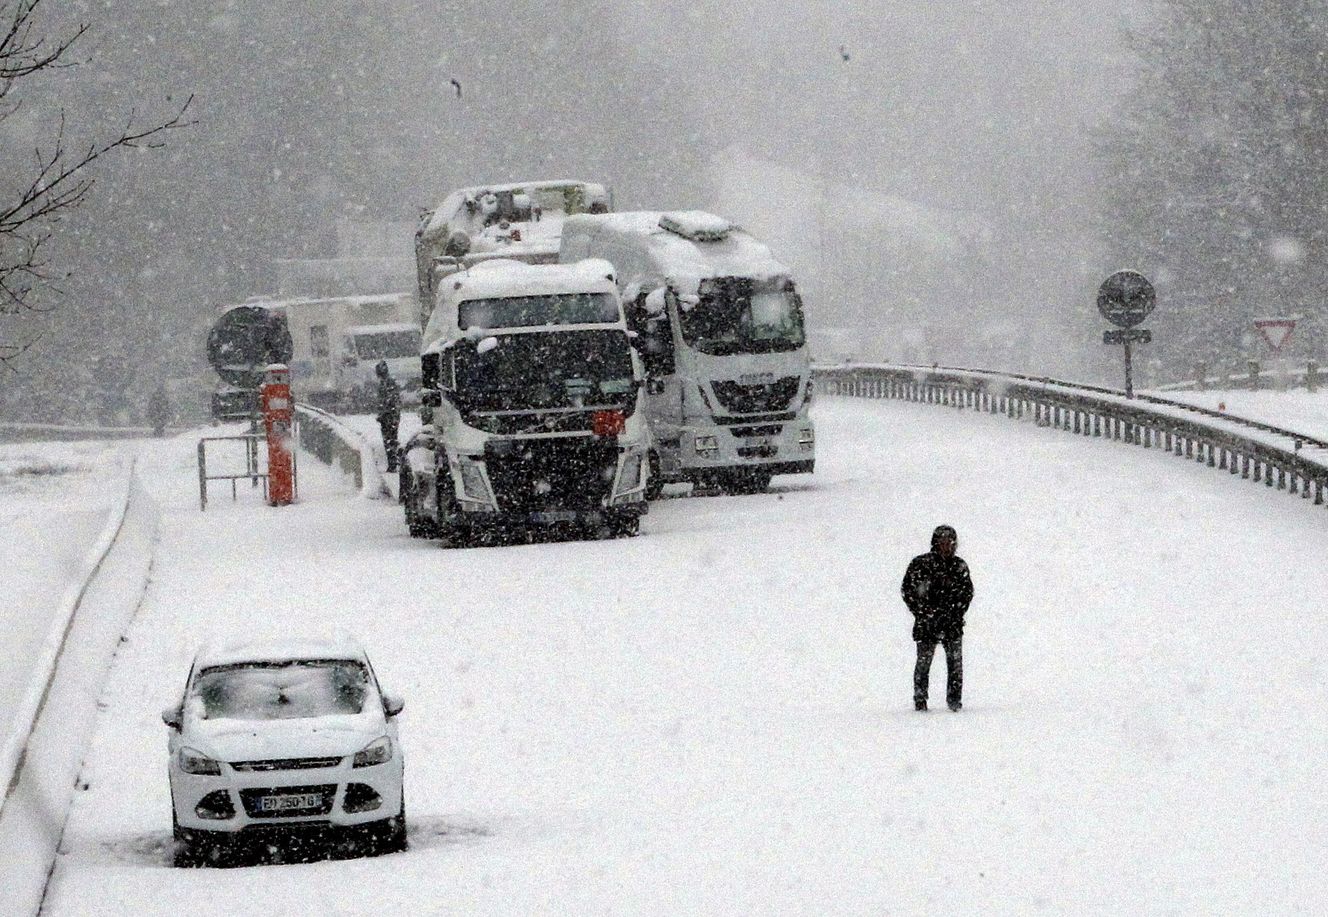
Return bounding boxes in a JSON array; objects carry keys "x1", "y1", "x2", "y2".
[
  {"x1": 295, "y1": 405, "x2": 364, "y2": 491},
  {"x1": 813, "y1": 364, "x2": 1328, "y2": 508}
]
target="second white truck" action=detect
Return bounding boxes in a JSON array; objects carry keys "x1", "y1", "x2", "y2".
[{"x1": 560, "y1": 210, "x2": 815, "y2": 496}]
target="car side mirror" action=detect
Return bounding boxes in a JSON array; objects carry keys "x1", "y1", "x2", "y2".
[
  {"x1": 161, "y1": 705, "x2": 183, "y2": 730},
  {"x1": 383, "y1": 694, "x2": 404, "y2": 717}
]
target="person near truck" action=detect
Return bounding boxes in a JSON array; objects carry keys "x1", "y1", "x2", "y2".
[
  {"x1": 375, "y1": 360, "x2": 401, "y2": 472},
  {"x1": 900, "y1": 524, "x2": 974, "y2": 711}
]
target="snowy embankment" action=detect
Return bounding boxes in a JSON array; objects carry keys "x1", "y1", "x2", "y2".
[
  {"x1": 1145, "y1": 387, "x2": 1328, "y2": 442},
  {"x1": 34, "y1": 397, "x2": 1328, "y2": 915},
  {"x1": 0, "y1": 441, "x2": 154, "y2": 917}
]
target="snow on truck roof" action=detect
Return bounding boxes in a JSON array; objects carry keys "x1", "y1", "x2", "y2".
[
  {"x1": 562, "y1": 211, "x2": 790, "y2": 288},
  {"x1": 442, "y1": 258, "x2": 617, "y2": 302},
  {"x1": 195, "y1": 633, "x2": 369, "y2": 670},
  {"x1": 423, "y1": 179, "x2": 610, "y2": 239},
  {"x1": 423, "y1": 259, "x2": 621, "y2": 347}
]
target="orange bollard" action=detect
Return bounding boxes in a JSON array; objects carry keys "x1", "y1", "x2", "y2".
[{"x1": 260, "y1": 364, "x2": 295, "y2": 506}]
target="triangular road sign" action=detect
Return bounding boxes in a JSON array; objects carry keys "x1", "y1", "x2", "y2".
[{"x1": 1254, "y1": 317, "x2": 1297, "y2": 353}]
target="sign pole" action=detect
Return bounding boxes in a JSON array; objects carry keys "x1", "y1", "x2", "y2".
[{"x1": 1123, "y1": 337, "x2": 1134, "y2": 399}]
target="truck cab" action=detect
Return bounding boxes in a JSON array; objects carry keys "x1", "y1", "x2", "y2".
[
  {"x1": 402, "y1": 258, "x2": 649, "y2": 544},
  {"x1": 559, "y1": 211, "x2": 815, "y2": 496}
]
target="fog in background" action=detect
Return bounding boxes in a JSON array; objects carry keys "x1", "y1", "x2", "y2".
[{"x1": 1, "y1": 0, "x2": 1142, "y2": 423}]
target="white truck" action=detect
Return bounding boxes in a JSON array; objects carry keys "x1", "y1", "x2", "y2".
[
  {"x1": 559, "y1": 211, "x2": 815, "y2": 496},
  {"x1": 281, "y1": 294, "x2": 421, "y2": 411},
  {"x1": 413, "y1": 179, "x2": 612, "y2": 329},
  {"x1": 401, "y1": 258, "x2": 649, "y2": 545}
]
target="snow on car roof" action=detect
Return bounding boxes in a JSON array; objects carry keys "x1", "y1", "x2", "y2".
[
  {"x1": 195, "y1": 632, "x2": 368, "y2": 669},
  {"x1": 563, "y1": 211, "x2": 790, "y2": 291}
]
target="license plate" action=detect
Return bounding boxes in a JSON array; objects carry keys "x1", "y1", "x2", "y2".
[
  {"x1": 745, "y1": 437, "x2": 772, "y2": 448},
  {"x1": 258, "y1": 793, "x2": 321, "y2": 812},
  {"x1": 531, "y1": 510, "x2": 578, "y2": 524}
]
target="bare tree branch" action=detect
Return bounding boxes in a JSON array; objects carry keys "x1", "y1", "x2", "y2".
[{"x1": 0, "y1": 0, "x2": 193, "y2": 364}]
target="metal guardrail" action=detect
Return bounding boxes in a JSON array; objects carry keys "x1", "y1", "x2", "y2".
[
  {"x1": 295, "y1": 404, "x2": 364, "y2": 491},
  {"x1": 813, "y1": 363, "x2": 1328, "y2": 508}
]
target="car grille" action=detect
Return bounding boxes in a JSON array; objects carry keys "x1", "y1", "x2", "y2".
[
  {"x1": 230, "y1": 756, "x2": 342, "y2": 772},
  {"x1": 483, "y1": 437, "x2": 618, "y2": 513},
  {"x1": 240, "y1": 784, "x2": 337, "y2": 819},
  {"x1": 710, "y1": 376, "x2": 800, "y2": 414}
]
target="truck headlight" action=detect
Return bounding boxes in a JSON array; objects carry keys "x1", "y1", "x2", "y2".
[
  {"x1": 180, "y1": 747, "x2": 221, "y2": 776},
  {"x1": 353, "y1": 736, "x2": 393, "y2": 769},
  {"x1": 694, "y1": 434, "x2": 719, "y2": 457},
  {"x1": 798, "y1": 428, "x2": 815, "y2": 450},
  {"x1": 618, "y1": 452, "x2": 643, "y2": 492},
  {"x1": 458, "y1": 458, "x2": 489, "y2": 501}
]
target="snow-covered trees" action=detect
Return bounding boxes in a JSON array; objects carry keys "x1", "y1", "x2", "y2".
[
  {"x1": 1098, "y1": 1, "x2": 1328, "y2": 373},
  {"x1": 0, "y1": 0, "x2": 189, "y2": 372}
]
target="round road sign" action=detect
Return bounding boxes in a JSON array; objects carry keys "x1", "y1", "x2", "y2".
[{"x1": 1097, "y1": 270, "x2": 1156, "y2": 328}]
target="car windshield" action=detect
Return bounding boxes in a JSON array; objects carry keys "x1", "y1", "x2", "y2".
[
  {"x1": 190, "y1": 660, "x2": 372, "y2": 721},
  {"x1": 453, "y1": 329, "x2": 635, "y2": 413},
  {"x1": 355, "y1": 329, "x2": 420, "y2": 360},
  {"x1": 459, "y1": 292, "x2": 619, "y2": 330},
  {"x1": 678, "y1": 277, "x2": 806, "y2": 356}
]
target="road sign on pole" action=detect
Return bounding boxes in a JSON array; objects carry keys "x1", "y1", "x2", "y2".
[
  {"x1": 1103, "y1": 329, "x2": 1152, "y2": 345},
  {"x1": 1097, "y1": 270, "x2": 1157, "y2": 399},
  {"x1": 1097, "y1": 270, "x2": 1156, "y2": 328},
  {"x1": 1253, "y1": 316, "x2": 1298, "y2": 354}
]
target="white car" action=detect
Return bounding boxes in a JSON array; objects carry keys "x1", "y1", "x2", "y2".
[{"x1": 163, "y1": 634, "x2": 406, "y2": 866}]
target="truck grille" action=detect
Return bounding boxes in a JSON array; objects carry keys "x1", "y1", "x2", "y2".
[
  {"x1": 483, "y1": 437, "x2": 617, "y2": 513},
  {"x1": 710, "y1": 376, "x2": 800, "y2": 414},
  {"x1": 240, "y1": 784, "x2": 337, "y2": 819},
  {"x1": 231, "y1": 757, "x2": 342, "y2": 772}
]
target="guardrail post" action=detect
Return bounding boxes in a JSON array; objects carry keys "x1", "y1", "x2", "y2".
[
  {"x1": 1207, "y1": 443, "x2": 1216, "y2": 467},
  {"x1": 1248, "y1": 360, "x2": 1260, "y2": 391},
  {"x1": 198, "y1": 441, "x2": 207, "y2": 510},
  {"x1": 1308, "y1": 361, "x2": 1319, "y2": 393},
  {"x1": 1196, "y1": 363, "x2": 1207, "y2": 391},
  {"x1": 1317, "y1": 480, "x2": 1324, "y2": 505}
]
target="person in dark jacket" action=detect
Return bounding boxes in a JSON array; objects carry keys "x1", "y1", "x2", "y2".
[
  {"x1": 901, "y1": 524, "x2": 974, "y2": 711},
  {"x1": 375, "y1": 360, "x2": 402, "y2": 472}
]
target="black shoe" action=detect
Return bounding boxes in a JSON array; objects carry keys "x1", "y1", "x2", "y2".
[
  {"x1": 948, "y1": 700, "x2": 962, "y2": 712},
  {"x1": 915, "y1": 700, "x2": 927, "y2": 711}
]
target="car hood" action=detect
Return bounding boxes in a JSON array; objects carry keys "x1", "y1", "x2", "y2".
[{"x1": 185, "y1": 712, "x2": 385, "y2": 763}]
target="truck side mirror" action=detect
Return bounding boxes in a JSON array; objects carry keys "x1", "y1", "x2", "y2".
[{"x1": 421, "y1": 390, "x2": 442, "y2": 408}]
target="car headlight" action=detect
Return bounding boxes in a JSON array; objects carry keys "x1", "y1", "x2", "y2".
[
  {"x1": 353, "y1": 736, "x2": 393, "y2": 769},
  {"x1": 180, "y1": 747, "x2": 221, "y2": 776}
]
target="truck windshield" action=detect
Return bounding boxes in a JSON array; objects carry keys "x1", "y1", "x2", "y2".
[
  {"x1": 678, "y1": 278, "x2": 806, "y2": 355},
  {"x1": 459, "y1": 292, "x2": 618, "y2": 330},
  {"x1": 355, "y1": 330, "x2": 421, "y2": 360},
  {"x1": 454, "y1": 330, "x2": 635, "y2": 413}
]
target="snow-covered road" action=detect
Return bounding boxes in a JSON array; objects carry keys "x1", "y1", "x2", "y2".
[{"x1": 40, "y1": 397, "x2": 1328, "y2": 915}]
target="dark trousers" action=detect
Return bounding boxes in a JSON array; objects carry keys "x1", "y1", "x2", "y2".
[
  {"x1": 914, "y1": 634, "x2": 962, "y2": 706},
  {"x1": 378, "y1": 415, "x2": 400, "y2": 471}
]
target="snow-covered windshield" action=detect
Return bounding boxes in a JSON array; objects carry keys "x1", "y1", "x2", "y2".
[
  {"x1": 679, "y1": 278, "x2": 806, "y2": 356},
  {"x1": 453, "y1": 330, "x2": 635, "y2": 413},
  {"x1": 458, "y1": 293, "x2": 618, "y2": 330},
  {"x1": 190, "y1": 660, "x2": 372, "y2": 721},
  {"x1": 355, "y1": 330, "x2": 420, "y2": 360}
]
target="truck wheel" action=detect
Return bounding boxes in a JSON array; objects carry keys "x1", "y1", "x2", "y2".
[
  {"x1": 644, "y1": 450, "x2": 664, "y2": 501},
  {"x1": 610, "y1": 514, "x2": 640, "y2": 538}
]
